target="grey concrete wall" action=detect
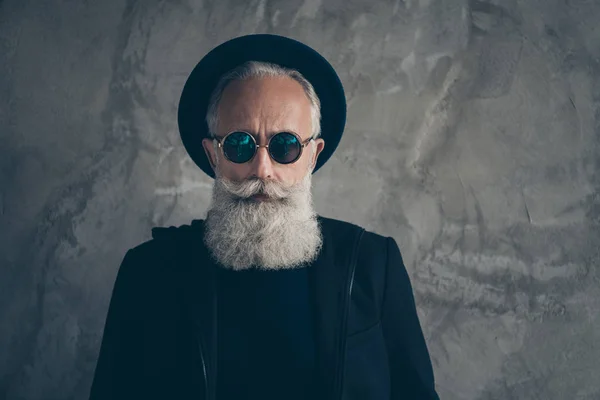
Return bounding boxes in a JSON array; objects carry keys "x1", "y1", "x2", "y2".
[{"x1": 1, "y1": 0, "x2": 599, "y2": 399}]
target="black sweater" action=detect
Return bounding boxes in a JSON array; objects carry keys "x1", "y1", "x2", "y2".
[{"x1": 216, "y1": 266, "x2": 316, "y2": 400}]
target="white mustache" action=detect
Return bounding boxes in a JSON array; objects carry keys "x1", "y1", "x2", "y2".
[{"x1": 218, "y1": 177, "x2": 298, "y2": 200}]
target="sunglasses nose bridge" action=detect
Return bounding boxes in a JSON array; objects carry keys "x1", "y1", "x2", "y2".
[
  {"x1": 253, "y1": 143, "x2": 272, "y2": 161},
  {"x1": 253, "y1": 137, "x2": 280, "y2": 163}
]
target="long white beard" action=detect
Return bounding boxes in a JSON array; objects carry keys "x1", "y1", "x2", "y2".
[{"x1": 203, "y1": 160, "x2": 323, "y2": 271}]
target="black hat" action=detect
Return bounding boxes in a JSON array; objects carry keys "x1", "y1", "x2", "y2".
[{"x1": 177, "y1": 34, "x2": 347, "y2": 179}]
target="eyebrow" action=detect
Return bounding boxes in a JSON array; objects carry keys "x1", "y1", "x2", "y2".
[{"x1": 230, "y1": 129, "x2": 300, "y2": 139}]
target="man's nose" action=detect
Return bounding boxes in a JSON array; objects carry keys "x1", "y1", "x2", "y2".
[{"x1": 249, "y1": 145, "x2": 274, "y2": 180}]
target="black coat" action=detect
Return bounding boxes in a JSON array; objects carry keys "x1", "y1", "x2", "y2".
[{"x1": 89, "y1": 215, "x2": 440, "y2": 400}]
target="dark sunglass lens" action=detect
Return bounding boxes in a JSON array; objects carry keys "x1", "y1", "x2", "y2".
[
  {"x1": 270, "y1": 132, "x2": 301, "y2": 164},
  {"x1": 223, "y1": 132, "x2": 255, "y2": 163}
]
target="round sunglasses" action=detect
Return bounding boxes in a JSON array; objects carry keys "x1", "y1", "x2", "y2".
[{"x1": 213, "y1": 131, "x2": 314, "y2": 164}]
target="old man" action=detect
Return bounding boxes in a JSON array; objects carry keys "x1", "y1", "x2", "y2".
[{"x1": 90, "y1": 34, "x2": 440, "y2": 400}]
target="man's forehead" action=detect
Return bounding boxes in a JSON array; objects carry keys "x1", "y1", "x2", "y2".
[
  {"x1": 220, "y1": 101, "x2": 297, "y2": 120},
  {"x1": 218, "y1": 97, "x2": 309, "y2": 134},
  {"x1": 218, "y1": 77, "x2": 312, "y2": 132}
]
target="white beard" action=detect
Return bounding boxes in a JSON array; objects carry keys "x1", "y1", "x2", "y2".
[{"x1": 203, "y1": 160, "x2": 323, "y2": 271}]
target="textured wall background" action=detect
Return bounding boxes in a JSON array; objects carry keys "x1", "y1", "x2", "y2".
[{"x1": 1, "y1": 0, "x2": 599, "y2": 399}]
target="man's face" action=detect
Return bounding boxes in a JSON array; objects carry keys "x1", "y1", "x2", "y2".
[
  {"x1": 202, "y1": 76, "x2": 325, "y2": 186},
  {"x1": 201, "y1": 76, "x2": 326, "y2": 271}
]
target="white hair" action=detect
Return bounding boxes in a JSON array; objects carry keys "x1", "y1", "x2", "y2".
[{"x1": 205, "y1": 61, "x2": 321, "y2": 166}]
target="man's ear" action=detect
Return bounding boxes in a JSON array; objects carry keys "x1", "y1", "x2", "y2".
[
  {"x1": 202, "y1": 138, "x2": 218, "y2": 171},
  {"x1": 312, "y1": 139, "x2": 325, "y2": 168}
]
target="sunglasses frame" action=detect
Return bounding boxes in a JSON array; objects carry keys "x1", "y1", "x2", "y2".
[{"x1": 213, "y1": 130, "x2": 314, "y2": 165}]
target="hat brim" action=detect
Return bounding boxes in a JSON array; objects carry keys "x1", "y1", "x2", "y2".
[{"x1": 177, "y1": 34, "x2": 346, "y2": 179}]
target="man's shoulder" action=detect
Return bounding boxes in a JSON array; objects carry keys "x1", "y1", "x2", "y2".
[
  {"x1": 317, "y1": 214, "x2": 388, "y2": 244},
  {"x1": 122, "y1": 220, "x2": 204, "y2": 265},
  {"x1": 149, "y1": 219, "x2": 203, "y2": 242}
]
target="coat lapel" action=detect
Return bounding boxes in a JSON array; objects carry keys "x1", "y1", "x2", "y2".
[
  {"x1": 308, "y1": 215, "x2": 359, "y2": 399},
  {"x1": 180, "y1": 220, "x2": 218, "y2": 400}
]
